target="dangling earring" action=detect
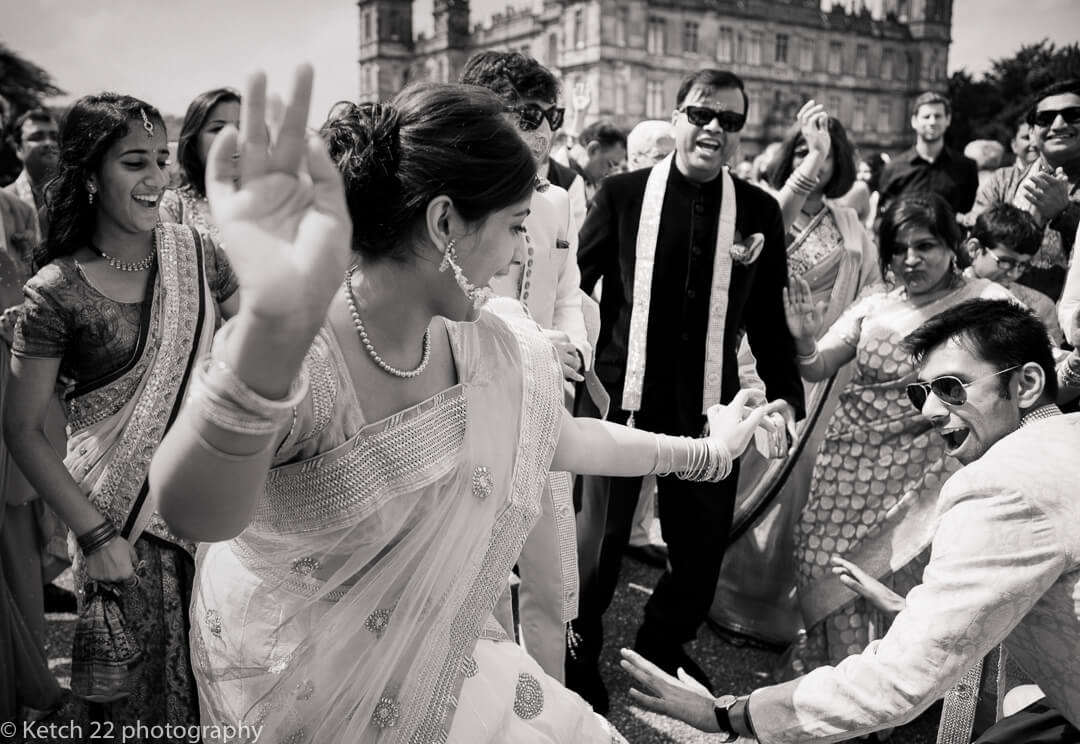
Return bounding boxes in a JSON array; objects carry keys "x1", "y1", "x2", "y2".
[
  {"x1": 440, "y1": 237, "x2": 493, "y2": 310},
  {"x1": 439, "y1": 238, "x2": 456, "y2": 273},
  {"x1": 88, "y1": 190, "x2": 95, "y2": 205}
]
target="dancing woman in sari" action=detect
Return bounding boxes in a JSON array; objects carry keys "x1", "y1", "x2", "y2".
[
  {"x1": 159, "y1": 88, "x2": 241, "y2": 240},
  {"x1": 3, "y1": 94, "x2": 238, "y2": 734},
  {"x1": 711, "y1": 104, "x2": 880, "y2": 645},
  {"x1": 778, "y1": 193, "x2": 1014, "y2": 681},
  {"x1": 149, "y1": 68, "x2": 782, "y2": 743}
]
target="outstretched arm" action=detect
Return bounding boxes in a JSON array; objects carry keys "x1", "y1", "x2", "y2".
[{"x1": 150, "y1": 66, "x2": 351, "y2": 543}]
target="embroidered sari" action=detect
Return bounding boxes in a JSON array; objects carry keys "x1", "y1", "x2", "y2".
[
  {"x1": 191, "y1": 311, "x2": 623, "y2": 743},
  {"x1": 11, "y1": 223, "x2": 227, "y2": 735},
  {"x1": 710, "y1": 204, "x2": 879, "y2": 646}
]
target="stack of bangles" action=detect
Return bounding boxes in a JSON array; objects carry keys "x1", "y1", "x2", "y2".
[
  {"x1": 187, "y1": 358, "x2": 309, "y2": 449},
  {"x1": 1059, "y1": 350, "x2": 1080, "y2": 389},
  {"x1": 77, "y1": 520, "x2": 118, "y2": 557},
  {"x1": 785, "y1": 168, "x2": 820, "y2": 197},
  {"x1": 796, "y1": 345, "x2": 820, "y2": 367},
  {"x1": 651, "y1": 434, "x2": 733, "y2": 483}
]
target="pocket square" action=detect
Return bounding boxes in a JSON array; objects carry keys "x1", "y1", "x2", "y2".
[{"x1": 731, "y1": 232, "x2": 764, "y2": 265}]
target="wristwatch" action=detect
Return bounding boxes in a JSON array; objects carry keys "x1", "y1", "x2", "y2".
[{"x1": 713, "y1": 694, "x2": 740, "y2": 742}]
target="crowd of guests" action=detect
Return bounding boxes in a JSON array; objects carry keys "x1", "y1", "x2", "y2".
[{"x1": 0, "y1": 50, "x2": 1077, "y2": 744}]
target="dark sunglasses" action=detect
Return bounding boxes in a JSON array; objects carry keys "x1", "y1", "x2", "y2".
[
  {"x1": 905, "y1": 365, "x2": 1021, "y2": 412},
  {"x1": 679, "y1": 105, "x2": 746, "y2": 132},
  {"x1": 511, "y1": 104, "x2": 565, "y2": 132},
  {"x1": 1031, "y1": 106, "x2": 1080, "y2": 128}
]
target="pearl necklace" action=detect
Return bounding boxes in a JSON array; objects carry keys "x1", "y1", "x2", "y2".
[
  {"x1": 344, "y1": 265, "x2": 431, "y2": 379},
  {"x1": 88, "y1": 239, "x2": 156, "y2": 272}
]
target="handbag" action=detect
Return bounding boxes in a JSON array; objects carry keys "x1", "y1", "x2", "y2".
[{"x1": 69, "y1": 578, "x2": 144, "y2": 703}]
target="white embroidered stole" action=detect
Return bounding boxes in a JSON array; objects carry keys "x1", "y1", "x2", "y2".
[{"x1": 623, "y1": 155, "x2": 736, "y2": 422}]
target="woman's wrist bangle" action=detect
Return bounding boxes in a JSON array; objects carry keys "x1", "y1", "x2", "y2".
[
  {"x1": 77, "y1": 520, "x2": 119, "y2": 556},
  {"x1": 191, "y1": 358, "x2": 308, "y2": 436},
  {"x1": 796, "y1": 345, "x2": 821, "y2": 366}
]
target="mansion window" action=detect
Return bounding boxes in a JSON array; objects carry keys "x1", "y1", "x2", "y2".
[
  {"x1": 363, "y1": 11, "x2": 373, "y2": 41},
  {"x1": 615, "y1": 7, "x2": 628, "y2": 47},
  {"x1": 775, "y1": 34, "x2": 789, "y2": 65},
  {"x1": 827, "y1": 41, "x2": 842, "y2": 74},
  {"x1": 881, "y1": 48, "x2": 894, "y2": 80},
  {"x1": 574, "y1": 8, "x2": 585, "y2": 49},
  {"x1": 855, "y1": 44, "x2": 869, "y2": 77},
  {"x1": 683, "y1": 21, "x2": 699, "y2": 55},
  {"x1": 799, "y1": 39, "x2": 814, "y2": 71},
  {"x1": 717, "y1": 27, "x2": 733, "y2": 62},
  {"x1": 646, "y1": 80, "x2": 665, "y2": 119},
  {"x1": 647, "y1": 17, "x2": 666, "y2": 56},
  {"x1": 615, "y1": 76, "x2": 628, "y2": 115},
  {"x1": 748, "y1": 94, "x2": 763, "y2": 125},
  {"x1": 853, "y1": 96, "x2": 867, "y2": 131},
  {"x1": 828, "y1": 95, "x2": 842, "y2": 120},
  {"x1": 748, "y1": 31, "x2": 762, "y2": 65},
  {"x1": 547, "y1": 34, "x2": 559, "y2": 65},
  {"x1": 878, "y1": 100, "x2": 893, "y2": 132}
]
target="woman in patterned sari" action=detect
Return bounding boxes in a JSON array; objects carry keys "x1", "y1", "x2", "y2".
[
  {"x1": 777, "y1": 193, "x2": 1015, "y2": 684},
  {"x1": 711, "y1": 105, "x2": 880, "y2": 646},
  {"x1": 149, "y1": 69, "x2": 783, "y2": 743},
  {"x1": 3, "y1": 93, "x2": 238, "y2": 736},
  {"x1": 159, "y1": 88, "x2": 241, "y2": 242}
]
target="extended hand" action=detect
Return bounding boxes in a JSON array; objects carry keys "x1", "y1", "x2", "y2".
[
  {"x1": 544, "y1": 328, "x2": 584, "y2": 382},
  {"x1": 830, "y1": 555, "x2": 906, "y2": 617},
  {"x1": 706, "y1": 389, "x2": 786, "y2": 459},
  {"x1": 620, "y1": 648, "x2": 720, "y2": 732},
  {"x1": 206, "y1": 66, "x2": 351, "y2": 334},
  {"x1": 783, "y1": 276, "x2": 825, "y2": 341}
]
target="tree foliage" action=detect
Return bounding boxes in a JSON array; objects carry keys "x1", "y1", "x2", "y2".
[
  {"x1": 0, "y1": 43, "x2": 64, "y2": 116},
  {"x1": 947, "y1": 40, "x2": 1080, "y2": 149}
]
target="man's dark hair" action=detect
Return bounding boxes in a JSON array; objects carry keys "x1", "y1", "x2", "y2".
[
  {"x1": 675, "y1": 69, "x2": 748, "y2": 116},
  {"x1": 459, "y1": 51, "x2": 559, "y2": 107},
  {"x1": 969, "y1": 204, "x2": 1042, "y2": 257},
  {"x1": 11, "y1": 108, "x2": 57, "y2": 145},
  {"x1": 1026, "y1": 78, "x2": 1080, "y2": 126},
  {"x1": 769, "y1": 116, "x2": 857, "y2": 199},
  {"x1": 579, "y1": 120, "x2": 626, "y2": 150},
  {"x1": 912, "y1": 91, "x2": 951, "y2": 117},
  {"x1": 904, "y1": 298, "x2": 1058, "y2": 401}
]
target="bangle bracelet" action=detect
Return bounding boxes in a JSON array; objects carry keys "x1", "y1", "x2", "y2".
[
  {"x1": 77, "y1": 520, "x2": 118, "y2": 556},
  {"x1": 796, "y1": 346, "x2": 821, "y2": 366}
]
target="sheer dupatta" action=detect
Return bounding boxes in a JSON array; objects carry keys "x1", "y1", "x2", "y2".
[
  {"x1": 63, "y1": 223, "x2": 216, "y2": 549},
  {"x1": 193, "y1": 310, "x2": 565, "y2": 743}
]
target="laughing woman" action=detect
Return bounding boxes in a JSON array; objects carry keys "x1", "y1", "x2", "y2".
[{"x1": 2, "y1": 94, "x2": 238, "y2": 734}]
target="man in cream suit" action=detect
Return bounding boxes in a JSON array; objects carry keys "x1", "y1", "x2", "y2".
[{"x1": 461, "y1": 51, "x2": 594, "y2": 682}]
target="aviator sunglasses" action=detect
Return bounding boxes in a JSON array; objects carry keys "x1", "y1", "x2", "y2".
[
  {"x1": 510, "y1": 103, "x2": 565, "y2": 132},
  {"x1": 679, "y1": 105, "x2": 746, "y2": 132},
  {"x1": 1031, "y1": 106, "x2": 1080, "y2": 128},
  {"x1": 905, "y1": 365, "x2": 1021, "y2": 413}
]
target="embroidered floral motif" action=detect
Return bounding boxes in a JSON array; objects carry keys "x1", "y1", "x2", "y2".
[
  {"x1": 371, "y1": 695, "x2": 400, "y2": 729},
  {"x1": 291, "y1": 556, "x2": 321, "y2": 576},
  {"x1": 512, "y1": 672, "x2": 544, "y2": 720},
  {"x1": 268, "y1": 651, "x2": 292, "y2": 674},
  {"x1": 280, "y1": 728, "x2": 306, "y2": 744},
  {"x1": 472, "y1": 466, "x2": 494, "y2": 500},
  {"x1": 204, "y1": 608, "x2": 222, "y2": 638},
  {"x1": 365, "y1": 607, "x2": 392, "y2": 638},
  {"x1": 294, "y1": 680, "x2": 315, "y2": 701}
]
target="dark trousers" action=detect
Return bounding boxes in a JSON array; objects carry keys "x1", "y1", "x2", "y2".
[
  {"x1": 974, "y1": 701, "x2": 1080, "y2": 744},
  {"x1": 572, "y1": 387, "x2": 738, "y2": 665}
]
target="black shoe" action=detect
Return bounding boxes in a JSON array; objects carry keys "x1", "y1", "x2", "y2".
[
  {"x1": 632, "y1": 636, "x2": 715, "y2": 696},
  {"x1": 43, "y1": 582, "x2": 77, "y2": 614},
  {"x1": 624, "y1": 543, "x2": 668, "y2": 569}
]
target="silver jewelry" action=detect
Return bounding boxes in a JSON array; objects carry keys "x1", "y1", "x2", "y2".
[
  {"x1": 438, "y1": 238, "x2": 494, "y2": 311},
  {"x1": 140, "y1": 108, "x2": 154, "y2": 138},
  {"x1": 344, "y1": 265, "x2": 431, "y2": 379},
  {"x1": 88, "y1": 190, "x2": 94, "y2": 205},
  {"x1": 88, "y1": 236, "x2": 156, "y2": 272}
]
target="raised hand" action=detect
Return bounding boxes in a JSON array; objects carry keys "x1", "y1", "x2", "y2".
[
  {"x1": 830, "y1": 556, "x2": 906, "y2": 616},
  {"x1": 206, "y1": 66, "x2": 351, "y2": 335},
  {"x1": 796, "y1": 99, "x2": 831, "y2": 159},
  {"x1": 572, "y1": 82, "x2": 592, "y2": 114},
  {"x1": 705, "y1": 389, "x2": 787, "y2": 459},
  {"x1": 783, "y1": 276, "x2": 825, "y2": 341}
]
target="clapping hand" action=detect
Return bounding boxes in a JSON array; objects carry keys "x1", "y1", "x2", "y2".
[
  {"x1": 1021, "y1": 169, "x2": 1070, "y2": 226},
  {"x1": 783, "y1": 276, "x2": 826, "y2": 342},
  {"x1": 206, "y1": 65, "x2": 351, "y2": 336},
  {"x1": 796, "y1": 99, "x2": 831, "y2": 160}
]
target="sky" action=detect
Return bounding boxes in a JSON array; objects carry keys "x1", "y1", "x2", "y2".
[{"x1": 2, "y1": 0, "x2": 1078, "y2": 126}]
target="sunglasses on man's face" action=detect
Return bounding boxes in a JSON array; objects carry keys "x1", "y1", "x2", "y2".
[
  {"x1": 905, "y1": 365, "x2": 1021, "y2": 413},
  {"x1": 679, "y1": 105, "x2": 746, "y2": 132},
  {"x1": 1031, "y1": 106, "x2": 1080, "y2": 128},
  {"x1": 511, "y1": 104, "x2": 565, "y2": 132}
]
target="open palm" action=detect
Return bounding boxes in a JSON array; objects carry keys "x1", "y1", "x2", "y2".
[
  {"x1": 783, "y1": 276, "x2": 825, "y2": 341},
  {"x1": 206, "y1": 66, "x2": 351, "y2": 332}
]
